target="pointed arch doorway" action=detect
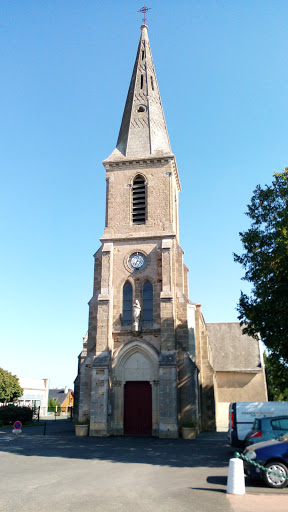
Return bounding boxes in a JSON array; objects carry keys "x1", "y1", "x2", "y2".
[
  {"x1": 124, "y1": 381, "x2": 152, "y2": 435},
  {"x1": 112, "y1": 339, "x2": 159, "y2": 436}
]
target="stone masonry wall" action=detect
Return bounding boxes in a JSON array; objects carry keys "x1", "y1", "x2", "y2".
[{"x1": 194, "y1": 304, "x2": 216, "y2": 431}]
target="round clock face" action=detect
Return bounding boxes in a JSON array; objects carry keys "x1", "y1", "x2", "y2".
[{"x1": 129, "y1": 252, "x2": 146, "y2": 270}]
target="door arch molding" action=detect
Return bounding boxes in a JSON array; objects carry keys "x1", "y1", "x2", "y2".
[{"x1": 111, "y1": 339, "x2": 159, "y2": 435}]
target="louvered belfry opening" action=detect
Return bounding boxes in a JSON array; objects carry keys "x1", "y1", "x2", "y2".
[{"x1": 132, "y1": 175, "x2": 146, "y2": 224}]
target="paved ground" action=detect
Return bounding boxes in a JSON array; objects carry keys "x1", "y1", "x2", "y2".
[{"x1": 0, "y1": 419, "x2": 287, "y2": 512}]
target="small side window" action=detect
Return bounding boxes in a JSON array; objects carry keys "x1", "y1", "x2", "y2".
[
  {"x1": 279, "y1": 419, "x2": 288, "y2": 430},
  {"x1": 271, "y1": 419, "x2": 281, "y2": 430}
]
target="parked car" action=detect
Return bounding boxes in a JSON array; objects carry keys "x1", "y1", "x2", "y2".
[
  {"x1": 228, "y1": 402, "x2": 288, "y2": 447},
  {"x1": 244, "y1": 416, "x2": 288, "y2": 448},
  {"x1": 243, "y1": 434, "x2": 288, "y2": 488}
]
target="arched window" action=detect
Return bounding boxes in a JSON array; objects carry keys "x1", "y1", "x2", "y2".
[
  {"x1": 142, "y1": 281, "x2": 153, "y2": 324},
  {"x1": 122, "y1": 282, "x2": 133, "y2": 325},
  {"x1": 132, "y1": 175, "x2": 146, "y2": 224}
]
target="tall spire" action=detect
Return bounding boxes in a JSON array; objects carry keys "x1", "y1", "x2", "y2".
[{"x1": 105, "y1": 25, "x2": 172, "y2": 162}]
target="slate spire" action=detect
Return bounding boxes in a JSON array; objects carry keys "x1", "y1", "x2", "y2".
[{"x1": 106, "y1": 25, "x2": 172, "y2": 161}]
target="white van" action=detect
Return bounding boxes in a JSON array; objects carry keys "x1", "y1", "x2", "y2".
[{"x1": 228, "y1": 402, "x2": 288, "y2": 447}]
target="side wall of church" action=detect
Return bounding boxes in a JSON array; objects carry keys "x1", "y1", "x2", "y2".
[
  {"x1": 194, "y1": 304, "x2": 216, "y2": 431},
  {"x1": 215, "y1": 371, "x2": 268, "y2": 431},
  {"x1": 75, "y1": 351, "x2": 93, "y2": 422}
]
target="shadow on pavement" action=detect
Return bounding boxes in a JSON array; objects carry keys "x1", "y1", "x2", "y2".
[
  {"x1": 207, "y1": 475, "x2": 227, "y2": 486},
  {"x1": 0, "y1": 419, "x2": 234, "y2": 470},
  {"x1": 189, "y1": 487, "x2": 226, "y2": 494}
]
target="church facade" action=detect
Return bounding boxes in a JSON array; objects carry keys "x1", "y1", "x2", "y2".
[{"x1": 74, "y1": 24, "x2": 267, "y2": 436}]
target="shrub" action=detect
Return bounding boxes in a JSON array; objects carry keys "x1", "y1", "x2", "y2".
[
  {"x1": 74, "y1": 417, "x2": 90, "y2": 425},
  {"x1": 0, "y1": 405, "x2": 33, "y2": 425},
  {"x1": 48, "y1": 397, "x2": 62, "y2": 414},
  {"x1": 182, "y1": 422, "x2": 196, "y2": 429}
]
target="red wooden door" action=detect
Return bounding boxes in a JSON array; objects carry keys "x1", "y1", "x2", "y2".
[{"x1": 124, "y1": 381, "x2": 152, "y2": 436}]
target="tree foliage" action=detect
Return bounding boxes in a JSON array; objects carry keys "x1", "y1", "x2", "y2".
[
  {"x1": 48, "y1": 397, "x2": 62, "y2": 412},
  {"x1": 234, "y1": 169, "x2": 288, "y2": 363},
  {"x1": 0, "y1": 368, "x2": 23, "y2": 404},
  {"x1": 264, "y1": 353, "x2": 288, "y2": 401}
]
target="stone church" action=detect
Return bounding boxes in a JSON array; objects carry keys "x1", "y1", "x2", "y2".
[{"x1": 74, "y1": 24, "x2": 267, "y2": 436}]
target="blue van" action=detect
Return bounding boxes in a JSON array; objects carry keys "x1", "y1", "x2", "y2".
[
  {"x1": 244, "y1": 416, "x2": 288, "y2": 447},
  {"x1": 228, "y1": 402, "x2": 288, "y2": 447}
]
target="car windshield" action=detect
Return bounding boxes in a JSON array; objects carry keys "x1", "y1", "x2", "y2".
[{"x1": 252, "y1": 418, "x2": 261, "y2": 429}]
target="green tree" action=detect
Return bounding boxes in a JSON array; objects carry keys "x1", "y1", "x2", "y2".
[
  {"x1": 264, "y1": 353, "x2": 288, "y2": 401},
  {"x1": 48, "y1": 397, "x2": 62, "y2": 412},
  {"x1": 0, "y1": 368, "x2": 23, "y2": 404},
  {"x1": 234, "y1": 169, "x2": 288, "y2": 363}
]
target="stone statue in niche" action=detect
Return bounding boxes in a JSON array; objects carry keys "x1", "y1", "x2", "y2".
[{"x1": 133, "y1": 300, "x2": 141, "y2": 331}]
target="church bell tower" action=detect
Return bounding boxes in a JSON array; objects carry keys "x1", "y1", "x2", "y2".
[{"x1": 74, "y1": 24, "x2": 199, "y2": 437}]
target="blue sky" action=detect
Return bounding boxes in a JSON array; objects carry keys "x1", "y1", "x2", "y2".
[{"x1": 1, "y1": 1, "x2": 287, "y2": 388}]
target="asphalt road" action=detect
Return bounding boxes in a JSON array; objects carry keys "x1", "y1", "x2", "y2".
[{"x1": 0, "y1": 419, "x2": 287, "y2": 512}]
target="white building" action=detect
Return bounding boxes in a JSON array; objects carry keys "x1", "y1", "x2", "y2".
[{"x1": 17, "y1": 377, "x2": 49, "y2": 414}]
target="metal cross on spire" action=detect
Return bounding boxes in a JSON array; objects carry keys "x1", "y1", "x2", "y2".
[{"x1": 138, "y1": 4, "x2": 151, "y2": 25}]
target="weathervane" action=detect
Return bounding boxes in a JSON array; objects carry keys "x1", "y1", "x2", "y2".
[{"x1": 138, "y1": 4, "x2": 151, "y2": 25}]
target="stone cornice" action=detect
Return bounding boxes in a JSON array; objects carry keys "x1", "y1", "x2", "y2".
[
  {"x1": 102, "y1": 154, "x2": 181, "y2": 191},
  {"x1": 100, "y1": 233, "x2": 177, "y2": 243}
]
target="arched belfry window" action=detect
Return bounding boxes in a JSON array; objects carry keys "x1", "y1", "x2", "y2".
[
  {"x1": 122, "y1": 282, "x2": 133, "y2": 325},
  {"x1": 142, "y1": 281, "x2": 153, "y2": 324},
  {"x1": 132, "y1": 175, "x2": 146, "y2": 225}
]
